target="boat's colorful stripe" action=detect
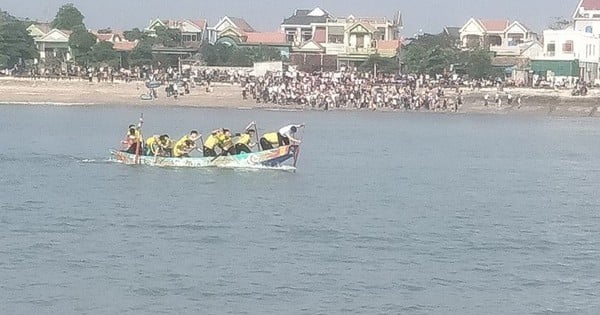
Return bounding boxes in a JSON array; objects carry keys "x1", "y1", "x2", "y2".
[{"x1": 110, "y1": 145, "x2": 299, "y2": 168}]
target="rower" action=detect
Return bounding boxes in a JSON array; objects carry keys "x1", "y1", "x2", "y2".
[
  {"x1": 122, "y1": 122, "x2": 143, "y2": 154},
  {"x1": 217, "y1": 128, "x2": 236, "y2": 156},
  {"x1": 202, "y1": 129, "x2": 222, "y2": 157},
  {"x1": 173, "y1": 139, "x2": 196, "y2": 158},
  {"x1": 234, "y1": 129, "x2": 256, "y2": 154}
]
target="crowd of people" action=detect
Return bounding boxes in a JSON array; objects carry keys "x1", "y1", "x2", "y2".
[
  {"x1": 241, "y1": 71, "x2": 467, "y2": 111},
  {"x1": 121, "y1": 118, "x2": 304, "y2": 159}
]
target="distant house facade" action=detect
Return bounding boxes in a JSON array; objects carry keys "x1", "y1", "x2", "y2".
[
  {"x1": 531, "y1": 0, "x2": 600, "y2": 83},
  {"x1": 209, "y1": 16, "x2": 291, "y2": 58},
  {"x1": 145, "y1": 18, "x2": 207, "y2": 47},
  {"x1": 459, "y1": 18, "x2": 539, "y2": 53},
  {"x1": 27, "y1": 24, "x2": 72, "y2": 62},
  {"x1": 281, "y1": 8, "x2": 403, "y2": 70}
]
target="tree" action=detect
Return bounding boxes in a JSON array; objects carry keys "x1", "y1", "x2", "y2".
[
  {"x1": 459, "y1": 49, "x2": 500, "y2": 79},
  {"x1": 68, "y1": 24, "x2": 97, "y2": 65},
  {"x1": 548, "y1": 17, "x2": 571, "y2": 30},
  {"x1": 154, "y1": 26, "x2": 181, "y2": 47},
  {"x1": 359, "y1": 54, "x2": 399, "y2": 74},
  {"x1": 402, "y1": 33, "x2": 458, "y2": 75},
  {"x1": 52, "y1": 3, "x2": 85, "y2": 31},
  {"x1": 128, "y1": 41, "x2": 153, "y2": 66},
  {"x1": 89, "y1": 41, "x2": 119, "y2": 66},
  {"x1": 0, "y1": 21, "x2": 38, "y2": 68},
  {"x1": 123, "y1": 28, "x2": 146, "y2": 41}
]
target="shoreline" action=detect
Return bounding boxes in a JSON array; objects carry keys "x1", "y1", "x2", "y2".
[{"x1": 1, "y1": 77, "x2": 599, "y2": 117}]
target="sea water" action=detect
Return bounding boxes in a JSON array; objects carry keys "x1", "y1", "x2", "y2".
[{"x1": 1, "y1": 105, "x2": 599, "y2": 314}]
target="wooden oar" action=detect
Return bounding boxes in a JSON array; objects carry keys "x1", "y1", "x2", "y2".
[{"x1": 134, "y1": 113, "x2": 143, "y2": 165}]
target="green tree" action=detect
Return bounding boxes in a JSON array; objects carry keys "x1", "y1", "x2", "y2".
[
  {"x1": 89, "y1": 41, "x2": 118, "y2": 66},
  {"x1": 0, "y1": 20, "x2": 38, "y2": 68},
  {"x1": 128, "y1": 41, "x2": 153, "y2": 66},
  {"x1": 123, "y1": 27, "x2": 146, "y2": 41},
  {"x1": 402, "y1": 33, "x2": 458, "y2": 75},
  {"x1": 154, "y1": 26, "x2": 181, "y2": 47},
  {"x1": 68, "y1": 24, "x2": 97, "y2": 65},
  {"x1": 459, "y1": 49, "x2": 500, "y2": 79},
  {"x1": 52, "y1": 3, "x2": 85, "y2": 30},
  {"x1": 359, "y1": 54, "x2": 399, "y2": 74}
]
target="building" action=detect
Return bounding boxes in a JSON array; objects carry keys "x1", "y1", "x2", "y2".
[
  {"x1": 207, "y1": 16, "x2": 256, "y2": 44},
  {"x1": 281, "y1": 8, "x2": 403, "y2": 70},
  {"x1": 146, "y1": 18, "x2": 207, "y2": 47},
  {"x1": 209, "y1": 16, "x2": 291, "y2": 58},
  {"x1": 531, "y1": 0, "x2": 600, "y2": 83},
  {"x1": 27, "y1": 23, "x2": 72, "y2": 62},
  {"x1": 459, "y1": 18, "x2": 539, "y2": 52}
]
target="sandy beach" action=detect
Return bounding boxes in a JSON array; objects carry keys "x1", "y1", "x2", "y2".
[{"x1": 1, "y1": 77, "x2": 599, "y2": 117}]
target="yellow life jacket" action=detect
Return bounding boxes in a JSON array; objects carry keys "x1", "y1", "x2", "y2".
[
  {"x1": 220, "y1": 133, "x2": 234, "y2": 150},
  {"x1": 145, "y1": 135, "x2": 159, "y2": 155},
  {"x1": 236, "y1": 133, "x2": 251, "y2": 145},
  {"x1": 172, "y1": 138, "x2": 189, "y2": 157},
  {"x1": 263, "y1": 132, "x2": 278, "y2": 144},
  {"x1": 204, "y1": 135, "x2": 219, "y2": 150}
]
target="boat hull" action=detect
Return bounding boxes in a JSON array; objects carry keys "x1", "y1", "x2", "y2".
[{"x1": 110, "y1": 145, "x2": 299, "y2": 168}]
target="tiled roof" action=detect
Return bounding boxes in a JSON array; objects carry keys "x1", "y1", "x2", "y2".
[
  {"x1": 230, "y1": 17, "x2": 255, "y2": 33},
  {"x1": 113, "y1": 41, "x2": 138, "y2": 51},
  {"x1": 245, "y1": 32, "x2": 286, "y2": 44},
  {"x1": 93, "y1": 33, "x2": 114, "y2": 42},
  {"x1": 190, "y1": 19, "x2": 207, "y2": 29},
  {"x1": 444, "y1": 26, "x2": 461, "y2": 38},
  {"x1": 282, "y1": 8, "x2": 331, "y2": 25},
  {"x1": 377, "y1": 40, "x2": 401, "y2": 50},
  {"x1": 32, "y1": 22, "x2": 52, "y2": 34},
  {"x1": 582, "y1": 0, "x2": 600, "y2": 10},
  {"x1": 479, "y1": 19, "x2": 510, "y2": 32}
]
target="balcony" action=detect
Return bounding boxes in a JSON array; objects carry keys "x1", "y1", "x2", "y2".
[
  {"x1": 490, "y1": 45, "x2": 520, "y2": 56},
  {"x1": 346, "y1": 47, "x2": 377, "y2": 55}
]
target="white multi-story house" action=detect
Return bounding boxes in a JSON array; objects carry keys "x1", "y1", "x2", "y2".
[
  {"x1": 146, "y1": 18, "x2": 207, "y2": 47},
  {"x1": 459, "y1": 18, "x2": 539, "y2": 55},
  {"x1": 26, "y1": 23, "x2": 72, "y2": 62},
  {"x1": 281, "y1": 8, "x2": 402, "y2": 70},
  {"x1": 532, "y1": 0, "x2": 600, "y2": 83}
]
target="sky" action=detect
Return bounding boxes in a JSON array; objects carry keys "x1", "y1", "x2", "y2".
[{"x1": 1, "y1": 0, "x2": 577, "y2": 36}]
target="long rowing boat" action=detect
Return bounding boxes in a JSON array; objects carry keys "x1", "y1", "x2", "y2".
[{"x1": 110, "y1": 145, "x2": 300, "y2": 169}]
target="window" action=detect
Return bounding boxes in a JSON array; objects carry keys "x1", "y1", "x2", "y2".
[
  {"x1": 286, "y1": 31, "x2": 295, "y2": 42},
  {"x1": 301, "y1": 30, "x2": 312, "y2": 42},
  {"x1": 562, "y1": 40, "x2": 573, "y2": 53},
  {"x1": 586, "y1": 26, "x2": 593, "y2": 33},
  {"x1": 547, "y1": 43, "x2": 555, "y2": 56},
  {"x1": 327, "y1": 26, "x2": 344, "y2": 43}
]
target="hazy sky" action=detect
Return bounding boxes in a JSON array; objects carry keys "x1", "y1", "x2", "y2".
[{"x1": 2, "y1": 0, "x2": 576, "y2": 35}]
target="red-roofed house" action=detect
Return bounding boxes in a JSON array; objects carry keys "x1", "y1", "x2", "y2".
[
  {"x1": 573, "y1": 0, "x2": 600, "y2": 35},
  {"x1": 459, "y1": 18, "x2": 538, "y2": 52}
]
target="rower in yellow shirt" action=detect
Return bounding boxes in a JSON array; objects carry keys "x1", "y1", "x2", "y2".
[
  {"x1": 234, "y1": 129, "x2": 256, "y2": 154},
  {"x1": 202, "y1": 129, "x2": 222, "y2": 157}
]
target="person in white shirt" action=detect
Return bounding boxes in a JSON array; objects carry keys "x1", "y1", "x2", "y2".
[{"x1": 277, "y1": 123, "x2": 305, "y2": 146}]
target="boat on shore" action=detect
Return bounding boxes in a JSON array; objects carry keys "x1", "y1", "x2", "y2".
[{"x1": 110, "y1": 145, "x2": 300, "y2": 169}]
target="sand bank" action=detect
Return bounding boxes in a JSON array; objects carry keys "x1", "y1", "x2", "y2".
[{"x1": 1, "y1": 77, "x2": 599, "y2": 117}]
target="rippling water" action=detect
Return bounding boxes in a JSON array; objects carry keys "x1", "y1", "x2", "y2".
[{"x1": 1, "y1": 105, "x2": 600, "y2": 314}]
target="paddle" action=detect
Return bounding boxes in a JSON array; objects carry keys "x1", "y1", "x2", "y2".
[{"x1": 134, "y1": 113, "x2": 143, "y2": 164}]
